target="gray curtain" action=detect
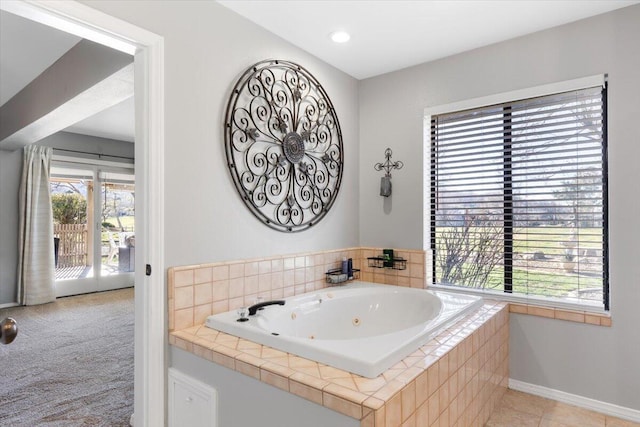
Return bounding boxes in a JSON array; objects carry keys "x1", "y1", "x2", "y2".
[{"x1": 17, "y1": 145, "x2": 55, "y2": 305}]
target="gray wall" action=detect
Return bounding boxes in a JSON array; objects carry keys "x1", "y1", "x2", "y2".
[
  {"x1": 358, "y1": 5, "x2": 640, "y2": 411},
  {"x1": 39, "y1": 131, "x2": 134, "y2": 161},
  {"x1": 0, "y1": 149, "x2": 22, "y2": 304},
  {"x1": 0, "y1": 132, "x2": 134, "y2": 304},
  {"x1": 82, "y1": 0, "x2": 361, "y2": 269}
]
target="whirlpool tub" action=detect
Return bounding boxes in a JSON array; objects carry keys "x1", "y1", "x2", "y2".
[{"x1": 205, "y1": 282, "x2": 482, "y2": 378}]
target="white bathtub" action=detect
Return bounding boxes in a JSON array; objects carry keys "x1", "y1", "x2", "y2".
[{"x1": 205, "y1": 282, "x2": 482, "y2": 378}]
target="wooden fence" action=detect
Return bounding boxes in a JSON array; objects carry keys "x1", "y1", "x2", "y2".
[{"x1": 54, "y1": 223, "x2": 88, "y2": 268}]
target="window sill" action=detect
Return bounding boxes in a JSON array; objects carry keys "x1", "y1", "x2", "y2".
[
  {"x1": 428, "y1": 283, "x2": 611, "y2": 327},
  {"x1": 509, "y1": 303, "x2": 611, "y2": 327}
]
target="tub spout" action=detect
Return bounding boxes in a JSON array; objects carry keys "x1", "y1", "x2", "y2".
[{"x1": 248, "y1": 300, "x2": 285, "y2": 316}]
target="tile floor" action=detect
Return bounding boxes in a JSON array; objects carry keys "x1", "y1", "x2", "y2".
[{"x1": 485, "y1": 389, "x2": 640, "y2": 427}]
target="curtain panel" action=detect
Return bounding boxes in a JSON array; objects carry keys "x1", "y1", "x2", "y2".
[{"x1": 17, "y1": 145, "x2": 55, "y2": 305}]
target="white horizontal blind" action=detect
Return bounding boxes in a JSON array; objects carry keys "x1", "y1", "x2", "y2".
[{"x1": 430, "y1": 86, "x2": 607, "y2": 309}]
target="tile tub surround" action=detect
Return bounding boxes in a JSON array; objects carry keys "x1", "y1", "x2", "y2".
[
  {"x1": 167, "y1": 247, "x2": 428, "y2": 332},
  {"x1": 170, "y1": 300, "x2": 509, "y2": 427}
]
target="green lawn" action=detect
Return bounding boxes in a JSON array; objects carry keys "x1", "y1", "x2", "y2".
[
  {"x1": 100, "y1": 216, "x2": 135, "y2": 245},
  {"x1": 103, "y1": 215, "x2": 135, "y2": 231},
  {"x1": 434, "y1": 226, "x2": 603, "y2": 299}
]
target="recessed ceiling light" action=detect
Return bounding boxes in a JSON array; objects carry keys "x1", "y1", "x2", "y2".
[{"x1": 330, "y1": 31, "x2": 350, "y2": 43}]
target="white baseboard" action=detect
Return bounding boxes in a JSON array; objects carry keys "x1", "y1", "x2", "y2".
[{"x1": 509, "y1": 378, "x2": 640, "y2": 423}]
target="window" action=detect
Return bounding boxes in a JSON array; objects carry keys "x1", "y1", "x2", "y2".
[{"x1": 430, "y1": 84, "x2": 608, "y2": 309}]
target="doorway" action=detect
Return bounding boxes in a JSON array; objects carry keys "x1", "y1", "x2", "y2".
[
  {"x1": 50, "y1": 163, "x2": 136, "y2": 297},
  {"x1": 0, "y1": 2, "x2": 165, "y2": 425}
]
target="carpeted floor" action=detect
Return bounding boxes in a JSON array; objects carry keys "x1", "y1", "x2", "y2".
[{"x1": 0, "y1": 288, "x2": 134, "y2": 426}]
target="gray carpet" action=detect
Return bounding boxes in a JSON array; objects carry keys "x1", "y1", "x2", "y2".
[{"x1": 0, "y1": 288, "x2": 134, "y2": 426}]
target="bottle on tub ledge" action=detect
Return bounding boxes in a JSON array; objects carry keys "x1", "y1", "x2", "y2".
[{"x1": 341, "y1": 257, "x2": 354, "y2": 282}]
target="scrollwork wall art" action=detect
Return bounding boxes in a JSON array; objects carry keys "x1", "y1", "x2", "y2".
[{"x1": 224, "y1": 59, "x2": 344, "y2": 232}]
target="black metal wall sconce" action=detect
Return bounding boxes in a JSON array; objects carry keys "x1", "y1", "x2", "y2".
[{"x1": 374, "y1": 148, "x2": 404, "y2": 197}]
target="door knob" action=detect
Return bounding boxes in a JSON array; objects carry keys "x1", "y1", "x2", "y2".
[{"x1": 0, "y1": 317, "x2": 18, "y2": 345}]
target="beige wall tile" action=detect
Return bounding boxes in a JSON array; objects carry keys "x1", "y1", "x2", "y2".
[
  {"x1": 375, "y1": 406, "x2": 386, "y2": 427},
  {"x1": 438, "y1": 384, "x2": 450, "y2": 414},
  {"x1": 509, "y1": 304, "x2": 528, "y2": 314},
  {"x1": 211, "y1": 300, "x2": 229, "y2": 315},
  {"x1": 192, "y1": 343, "x2": 212, "y2": 361},
  {"x1": 212, "y1": 265, "x2": 229, "y2": 281},
  {"x1": 245, "y1": 261, "x2": 259, "y2": 276},
  {"x1": 228, "y1": 262, "x2": 244, "y2": 279},
  {"x1": 410, "y1": 252, "x2": 425, "y2": 264},
  {"x1": 361, "y1": 411, "x2": 375, "y2": 427},
  {"x1": 193, "y1": 304, "x2": 212, "y2": 325},
  {"x1": 554, "y1": 309, "x2": 585, "y2": 323},
  {"x1": 212, "y1": 280, "x2": 229, "y2": 302},
  {"x1": 416, "y1": 370, "x2": 429, "y2": 408},
  {"x1": 402, "y1": 381, "x2": 417, "y2": 422},
  {"x1": 323, "y1": 392, "x2": 362, "y2": 419},
  {"x1": 283, "y1": 257, "x2": 295, "y2": 270},
  {"x1": 259, "y1": 260, "x2": 272, "y2": 274},
  {"x1": 410, "y1": 263, "x2": 424, "y2": 279},
  {"x1": 229, "y1": 277, "x2": 244, "y2": 298},
  {"x1": 386, "y1": 392, "x2": 403, "y2": 427},
  {"x1": 271, "y1": 258, "x2": 283, "y2": 272},
  {"x1": 174, "y1": 308, "x2": 194, "y2": 330},
  {"x1": 416, "y1": 402, "x2": 429, "y2": 427},
  {"x1": 259, "y1": 273, "x2": 272, "y2": 293},
  {"x1": 175, "y1": 270, "x2": 194, "y2": 287},
  {"x1": 244, "y1": 275, "x2": 259, "y2": 295},
  {"x1": 235, "y1": 359, "x2": 261, "y2": 380},
  {"x1": 261, "y1": 369, "x2": 289, "y2": 391},
  {"x1": 584, "y1": 314, "x2": 601, "y2": 325},
  {"x1": 194, "y1": 267, "x2": 212, "y2": 284},
  {"x1": 283, "y1": 269, "x2": 295, "y2": 287},
  {"x1": 228, "y1": 297, "x2": 244, "y2": 311},
  {"x1": 527, "y1": 306, "x2": 554, "y2": 319},
  {"x1": 410, "y1": 278, "x2": 425, "y2": 288},
  {"x1": 194, "y1": 283, "x2": 212, "y2": 305},
  {"x1": 210, "y1": 349, "x2": 235, "y2": 370},
  {"x1": 305, "y1": 255, "x2": 315, "y2": 267},
  {"x1": 402, "y1": 413, "x2": 416, "y2": 427},
  {"x1": 289, "y1": 379, "x2": 323, "y2": 405},
  {"x1": 305, "y1": 266, "x2": 315, "y2": 282},
  {"x1": 271, "y1": 271, "x2": 284, "y2": 290},
  {"x1": 175, "y1": 286, "x2": 194, "y2": 310},
  {"x1": 295, "y1": 256, "x2": 306, "y2": 269}
]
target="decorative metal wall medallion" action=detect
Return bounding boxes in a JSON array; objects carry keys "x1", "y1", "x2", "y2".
[{"x1": 224, "y1": 59, "x2": 344, "y2": 232}]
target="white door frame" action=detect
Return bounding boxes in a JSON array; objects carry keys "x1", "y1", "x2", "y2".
[{"x1": 0, "y1": 1, "x2": 166, "y2": 426}]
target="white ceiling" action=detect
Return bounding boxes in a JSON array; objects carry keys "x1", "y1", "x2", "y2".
[
  {"x1": 64, "y1": 97, "x2": 135, "y2": 143},
  {"x1": 218, "y1": 0, "x2": 639, "y2": 80}
]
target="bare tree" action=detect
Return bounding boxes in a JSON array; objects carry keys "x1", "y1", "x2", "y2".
[{"x1": 436, "y1": 213, "x2": 504, "y2": 288}]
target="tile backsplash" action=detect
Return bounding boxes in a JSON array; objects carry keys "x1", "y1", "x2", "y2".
[{"x1": 168, "y1": 247, "x2": 428, "y2": 332}]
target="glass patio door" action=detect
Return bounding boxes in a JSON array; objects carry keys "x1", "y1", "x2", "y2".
[{"x1": 51, "y1": 163, "x2": 135, "y2": 297}]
